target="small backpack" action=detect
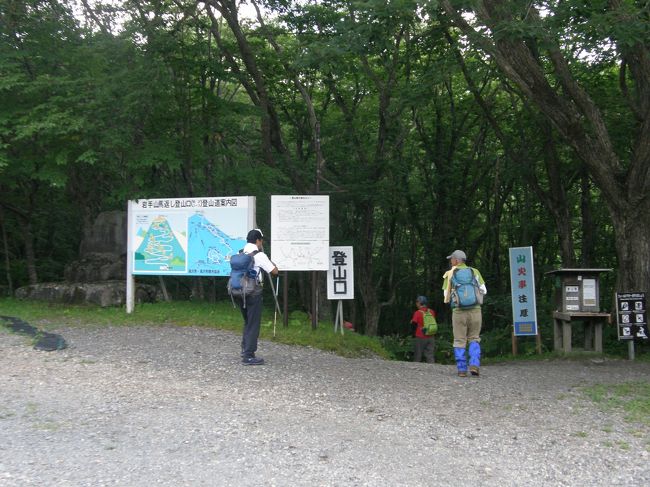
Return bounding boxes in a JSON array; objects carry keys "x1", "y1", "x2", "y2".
[
  {"x1": 420, "y1": 309, "x2": 438, "y2": 335},
  {"x1": 227, "y1": 249, "x2": 260, "y2": 307},
  {"x1": 450, "y1": 267, "x2": 483, "y2": 308}
]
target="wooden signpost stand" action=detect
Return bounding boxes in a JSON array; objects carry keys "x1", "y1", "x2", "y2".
[
  {"x1": 552, "y1": 311, "x2": 611, "y2": 353},
  {"x1": 546, "y1": 268, "x2": 612, "y2": 354},
  {"x1": 511, "y1": 327, "x2": 542, "y2": 355}
]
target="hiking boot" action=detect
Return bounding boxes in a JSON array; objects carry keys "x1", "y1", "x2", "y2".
[
  {"x1": 458, "y1": 371, "x2": 468, "y2": 377},
  {"x1": 469, "y1": 366, "x2": 480, "y2": 377},
  {"x1": 242, "y1": 357, "x2": 265, "y2": 366}
]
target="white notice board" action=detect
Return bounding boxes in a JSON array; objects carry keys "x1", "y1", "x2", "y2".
[{"x1": 271, "y1": 195, "x2": 329, "y2": 271}]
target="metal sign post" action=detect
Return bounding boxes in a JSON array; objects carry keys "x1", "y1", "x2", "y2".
[{"x1": 334, "y1": 300, "x2": 344, "y2": 335}]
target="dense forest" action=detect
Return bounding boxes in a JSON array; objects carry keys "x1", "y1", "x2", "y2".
[{"x1": 1, "y1": 1, "x2": 648, "y2": 349}]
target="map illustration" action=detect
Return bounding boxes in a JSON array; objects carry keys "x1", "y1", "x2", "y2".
[
  {"x1": 134, "y1": 215, "x2": 187, "y2": 273},
  {"x1": 187, "y1": 213, "x2": 245, "y2": 275},
  {"x1": 129, "y1": 198, "x2": 254, "y2": 276}
]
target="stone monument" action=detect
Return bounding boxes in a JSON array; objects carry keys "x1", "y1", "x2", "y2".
[{"x1": 15, "y1": 211, "x2": 159, "y2": 307}]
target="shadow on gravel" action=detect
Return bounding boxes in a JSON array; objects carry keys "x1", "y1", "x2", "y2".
[{"x1": 0, "y1": 315, "x2": 67, "y2": 351}]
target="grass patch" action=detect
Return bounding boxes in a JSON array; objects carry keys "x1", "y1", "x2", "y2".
[
  {"x1": 0, "y1": 298, "x2": 389, "y2": 359},
  {"x1": 581, "y1": 382, "x2": 650, "y2": 426},
  {"x1": 32, "y1": 421, "x2": 62, "y2": 432}
]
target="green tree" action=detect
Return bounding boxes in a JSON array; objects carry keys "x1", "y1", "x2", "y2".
[{"x1": 439, "y1": 0, "x2": 650, "y2": 294}]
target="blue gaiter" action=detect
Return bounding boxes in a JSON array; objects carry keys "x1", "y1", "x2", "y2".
[
  {"x1": 469, "y1": 341, "x2": 481, "y2": 368},
  {"x1": 454, "y1": 347, "x2": 467, "y2": 372}
]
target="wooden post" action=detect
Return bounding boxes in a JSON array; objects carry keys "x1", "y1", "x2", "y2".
[
  {"x1": 536, "y1": 330, "x2": 542, "y2": 354},
  {"x1": 562, "y1": 320, "x2": 572, "y2": 353},
  {"x1": 511, "y1": 326, "x2": 518, "y2": 356},
  {"x1": 594, "y1": 320, "x2": 603, "y2": 353},
  {"x1": 553, "y1": 318, "x2": 562, "y2": 352},
  {"x1": 311, "y1": 271, "x2": 318, "y2": 329},
  {"x1": 158, "y1": 276, "x2": 170, "y2": 302}
]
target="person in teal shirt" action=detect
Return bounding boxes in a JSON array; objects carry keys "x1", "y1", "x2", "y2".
[{"x1": 442, "y1": 250, "x2": 487, "y2": 377}]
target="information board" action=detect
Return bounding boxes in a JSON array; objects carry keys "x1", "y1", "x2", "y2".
[
  {"x1": 327, "y1": 246, "x2": 354, "y2": 300},
  {"x1": 127, "y1": 197, "x2": 255, "y2": 276},
  {"x1": 509, "y1": 246, "x2": 538, "y2": 336},
  {"x1": 616, "y1": 292, "x2": 648, "y2": 340},
  {"x1": 271, "y1": 195, "x2": 329, "y2": 271}
]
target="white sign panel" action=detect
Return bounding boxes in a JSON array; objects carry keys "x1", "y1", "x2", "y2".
[
  {"x1": 271, "y1": 195, "x2": 329, "y2": 271},
  {"x1": 582, "y1": 278, "x2": 597, "y2": 306},
  {"x1": 327, "y1": 246, "x2": 354, "y2": 300}
]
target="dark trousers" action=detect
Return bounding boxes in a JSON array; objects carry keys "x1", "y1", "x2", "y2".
[
  {"x1": 414, "y1": 337, "x2": 435, "y2": 363},
  {"x1": 238, "y1": 292, "x2": 263, "y2": 359}
]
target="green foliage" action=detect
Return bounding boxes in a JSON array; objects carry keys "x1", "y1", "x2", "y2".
[{"x1": 0, "y1": 0, "x2": 640, "y2": 355}]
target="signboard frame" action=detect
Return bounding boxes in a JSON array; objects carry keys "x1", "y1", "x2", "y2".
[
  {"x1": 615, "y1": 292, "x2": 648, "y2": 341},
  {"x1": 508, "y1": 246, "x2": 539, "y2": 337},
  {"x1": 327, "y1": 246, "x2": 354, "y2": 300},
  {"x1": 126, "y1": 196, "x2": 255, "y2": 313},
  {"x1": 270, "y1": 195, "x2": 330, "y2": 271}
]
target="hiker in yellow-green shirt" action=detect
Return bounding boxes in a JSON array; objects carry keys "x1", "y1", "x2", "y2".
[{"x1": 442, "y1": 250, "x2": 487, "y2": 377}]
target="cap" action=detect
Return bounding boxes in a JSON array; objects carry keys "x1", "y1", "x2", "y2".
[
  {"x1": 416, "y1": 295, "x2": 428, "y2": 306},
  {"x1": 446, "y1": 250, "x2": 467, "y2": 260},
  {"x1": 246, "y1": 228, "x2": 264, "y2": 243}
]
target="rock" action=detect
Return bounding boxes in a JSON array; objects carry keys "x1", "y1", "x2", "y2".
[
  {"x1": 14, "y1": 211, "x2": 161, "y2": 307},
  {"x1": 79, "y1": 210, "x2": 127, "y2": 257},
  {"x1": 14, "y1": 281, "x2": 159, "y2": 307},
  {"x1": 64, "y1": 252, "x2": 126, "y2": 282}
]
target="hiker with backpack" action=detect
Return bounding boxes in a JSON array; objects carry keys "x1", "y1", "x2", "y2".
[
  {"x1": 442, "y1": 250, "x2": 487, "y2": 377},
  {"x1": 229, "y1": 228, "x2": 278, "y2": 366},
  {"x1": 410, "y1": 295, "x2": 438, "y2": 363}
]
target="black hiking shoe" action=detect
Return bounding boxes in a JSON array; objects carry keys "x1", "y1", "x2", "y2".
[{"x1": 242, "y1": 357, "x2": 265, "y2": 366}]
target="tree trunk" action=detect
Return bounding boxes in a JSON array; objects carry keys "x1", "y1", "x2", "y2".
[
  {"x1": 23, "y1": 220, "x2": 38, "y2": 285},
  {"x1": 580, "y1": 174, "x2": 595, "y2": 267},
  {"x1": 0, "y1": 207, "x2": 14, "y2": 295},
  {"x1": 611, "y1": 202, "x2": 650, "y2": 293},
  {"x1": 358, "y1": 253, "x2": 381, "y2": 337}
]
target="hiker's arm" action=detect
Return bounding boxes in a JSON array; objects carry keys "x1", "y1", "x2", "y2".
[
  {"x1": 257, "y1": 253, "x2": 278, "y2": 276},
  {"x1": 474, "y1": 268, "x2": 487, "y2": 294}
]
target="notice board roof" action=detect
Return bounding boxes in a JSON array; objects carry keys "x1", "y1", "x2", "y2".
[{"x1": 545, "y1": 268, "x2": 613, "y2": 276}]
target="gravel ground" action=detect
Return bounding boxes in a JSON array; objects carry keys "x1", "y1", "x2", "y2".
[{"x1": 1, "y1": 324, "x2": 649, "y2": 487}]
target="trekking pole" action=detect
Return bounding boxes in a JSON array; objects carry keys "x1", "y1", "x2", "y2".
[
  {"x1": 266, "y1": 272, "x2": 282, "y2": 322},
  {"x1": 272, "y1": 275, "x2": 280, "y2": 337}
]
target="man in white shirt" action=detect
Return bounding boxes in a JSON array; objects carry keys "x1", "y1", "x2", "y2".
[{"x1": 237, "y1": 229, "x2": 278, "y2": 365}]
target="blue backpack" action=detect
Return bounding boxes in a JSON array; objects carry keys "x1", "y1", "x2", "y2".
[
  {"x1": 450, "y1": 267, "x2": 483, "y2": 308},
  {"x1": 227, "y1": 249, "x2": 260, "y2": 307}
]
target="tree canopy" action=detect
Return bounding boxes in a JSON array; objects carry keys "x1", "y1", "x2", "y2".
[{"x1": 1, "y1": 0, "x2": 647, "y2": 349}]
